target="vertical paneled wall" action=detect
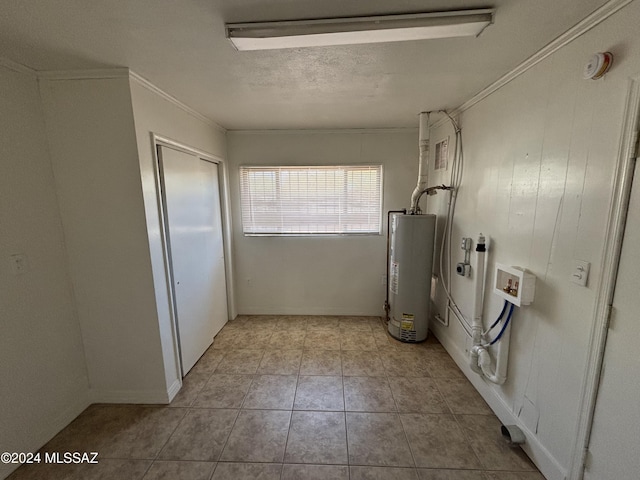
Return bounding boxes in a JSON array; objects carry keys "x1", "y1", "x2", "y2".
[
  {"x1": 427, "y1": 2, "x2": 640, "y2": 478},
  {"x1": 0, "y1": 66, "x2": 89, "y2": 479}
]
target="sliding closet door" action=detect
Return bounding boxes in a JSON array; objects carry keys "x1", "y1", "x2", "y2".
[{"x1": 158, "y1": 145, "x2": 228, "y2": 375}]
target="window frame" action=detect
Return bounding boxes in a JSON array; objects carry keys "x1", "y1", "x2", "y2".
[{"x1": 239, "y1": 164, "x2": 384, "y2": 237}]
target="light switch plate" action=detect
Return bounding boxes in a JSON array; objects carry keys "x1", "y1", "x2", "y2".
[{"x1": 571, "y1": 259, "x2": 590, "y2": 286}]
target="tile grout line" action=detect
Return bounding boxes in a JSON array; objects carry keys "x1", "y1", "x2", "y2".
[
  {"x1": 143, "y1": 403, "x2": 191, "y2": 478},
  {"x1": 339, "y1": 345, "x2": 352, "y2": 479},
  {"x1": 206, "y1": 454, "x2": 216, "y2": 480},
  {"x1": 431, "y1": 376, "x2": 456, "y2": 416},
  {"x1": 387, "y1": 343, "x2": 420, "y2": 475},
  {"x1": 172, "y1": 343, "x2": 243, "y2": 478},
  {"x1": 19, "y1": 316, "x2": 543, "y2": 480},
  {"x1": 280, "y1": 410, "x2": 297, "y2": 471},
  {"x1": 452, "y1": 410, "x2": 486, "y2": 471},
  {"x1": 279, "y1": 343, "x2": 300, "y2": 471},
  {"x1": 387, "y1": 321, "x2": 448, "y2": 477},
  {"x1": 209, "y1": 348, "x2": 264, "y2": 477},
  {"x1": 213, "y1": 407, "x2": 242, "y2": 468},
  {"x1": 277, "y1": 337, "x2": 304, "y2": 480}
]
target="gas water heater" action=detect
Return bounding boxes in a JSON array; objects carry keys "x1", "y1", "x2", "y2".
[{"x1": 388, "y1": 213, "x2": 436, "y2": 342}]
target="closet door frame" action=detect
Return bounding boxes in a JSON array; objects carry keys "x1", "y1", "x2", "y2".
[{"x1": 151, "y1": 134, "x2": 236, "y2": 380}]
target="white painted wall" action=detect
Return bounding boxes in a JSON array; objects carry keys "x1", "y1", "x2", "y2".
[
  {"x1": 129, "y1": 77, "x2": 229, "y2": 391},
  {"x1": 39, "y1": 76, "x2": 169, "y2": 403},
  {"x1": 0, "y1": 65, "x2": 89, "y2": 479},
  {"x1": 228, "y1": 130, "x2": 418, "y2": 315},
  {"x1": 427, "y1": 3, "x2": 640, "y2": 479}
]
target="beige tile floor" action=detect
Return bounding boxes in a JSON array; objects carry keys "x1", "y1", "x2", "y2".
[{"x1": 8, "y1": 315, "x2": 545, "y2": 480}]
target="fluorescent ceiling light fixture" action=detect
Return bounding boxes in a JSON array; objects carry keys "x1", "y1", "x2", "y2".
[{"x1": 226, "y1": 9, "x2": 494, "y2": 51}]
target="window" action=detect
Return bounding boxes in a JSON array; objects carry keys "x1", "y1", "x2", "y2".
[{"x1": 240, "y1": 165, "x2": 383, "y2": 235}]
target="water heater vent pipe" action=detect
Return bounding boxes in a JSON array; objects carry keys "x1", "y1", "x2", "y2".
[{"x1": 409, "y1": 111, "x2": 431, "y2": 214}]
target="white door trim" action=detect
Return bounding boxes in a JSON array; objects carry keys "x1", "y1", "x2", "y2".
[
  {"x1": 152, "y1": 134, "x2": 236, "y2": 320},
  {"x1": 569, "y1": 75, "x2": 640, "y2": 480},
  {"x1": 154, "y1": 134, "x2": 224, "y2": 163},
  {"x1": 150, "y1": 134, "x2": 236, "y2": 378}
]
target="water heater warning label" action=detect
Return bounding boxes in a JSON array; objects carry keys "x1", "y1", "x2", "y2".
[
  {"x1": 390, "y1": 262, "x2": 399, "y2": 294},
  {"x1": 401, "y1": 313, "x2": 414, "y2": 331}
]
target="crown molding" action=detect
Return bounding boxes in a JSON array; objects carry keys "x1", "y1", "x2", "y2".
[
  {"x1": 35, "y1": 67, "x2": 226, "y2": 132},
  {"x1": 228, "y1": 127, "x2": 418, "y2": 135},
  {"x1": 37, "y1": 68, "x2": 130, "y2": 80},
  {"x1": 128, "y1": 71, "x2": 226, "y2": 133},
  {"x1": 432, "y1": 0, "x2": 635, "y2": 128}
]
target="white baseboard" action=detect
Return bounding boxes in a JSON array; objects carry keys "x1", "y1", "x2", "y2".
[
  {"x1": 0, "y1": 392, "x2": 91, "y2": 480},
  {"x1": 0, "y1": 383, "x2": 181, "y2": 480},
  {"x1": 433, "y1": 330, "x2": 568, "y2": 480},
  {"x1": 240, "y1": 306, "x2": 382, "y2": 316},
  {"x1": 89, "y1": 387, "x2": 171, "y2": 405}
]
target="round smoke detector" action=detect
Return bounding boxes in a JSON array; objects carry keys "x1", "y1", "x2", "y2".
[{"x1": 583, "y1": 52, "x2": 613, "y2": 80}]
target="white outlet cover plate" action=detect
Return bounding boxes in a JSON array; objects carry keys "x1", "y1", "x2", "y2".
[{"x1": 571, "y1": 259, "x2": 590, "y2": 286}]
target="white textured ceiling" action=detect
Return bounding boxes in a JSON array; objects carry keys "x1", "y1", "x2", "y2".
[{"x1": 0, "y1": 0, "x2": 608, "y2": 129}]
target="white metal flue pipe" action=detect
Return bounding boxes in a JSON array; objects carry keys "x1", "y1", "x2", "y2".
[{"x1": 409, "y1": 112, "x2": 430, "y2": 214}]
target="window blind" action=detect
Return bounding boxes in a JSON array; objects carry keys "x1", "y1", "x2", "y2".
[{"x1": 239, "y1": 165, "x2": 383, "y2": 235}]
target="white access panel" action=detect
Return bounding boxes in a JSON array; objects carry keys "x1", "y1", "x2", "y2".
[{"x1": 158, "y1": 145, "x2": 228, "y2": 376}]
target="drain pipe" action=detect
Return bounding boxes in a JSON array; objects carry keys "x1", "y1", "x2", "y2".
[
  {"x1": 469, "y1": 234, "x2": 486, "y2": 375},
  {"x1": 409, "y1": 112, "x2": 431, "y2": 214},
  {"x1": 477, "y1": 323, "x2": 511, "y2": 385},
  {"x1": 469, "y1": 232, "x2": 512, "y2": 384}
]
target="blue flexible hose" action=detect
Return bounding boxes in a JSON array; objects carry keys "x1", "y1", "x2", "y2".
[
  {"x1": 489, "y1": 303, "x2": 515, "y2": 346},
  {"x1": 487, "y1": 299, "x2": 509, "y2": 331}
]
